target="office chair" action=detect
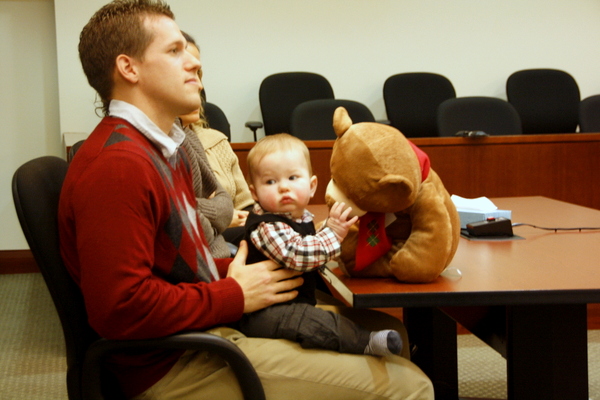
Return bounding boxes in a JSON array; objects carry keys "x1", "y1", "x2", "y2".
[
  {"x1": 383, "y1": 72, "x2": 456, "y2": 138},
  {"x1": 68, "y1": 140, "x2": 85, "y2": 162},
  {"x1": 12, "y1": 156, "x2": 265, "y2": 400},
  {"x1": 579, "y1": 95, "x2": 600, "y2": 133},
  {"x1": 290, "y1": 99, "x2": 375, "y2": 140},
  {"x1": 506, "y1": 68, "x2": 580, "y2": 134},
  {"x1": 203, "y1": 101, "x2": 231, "y2": 141},
  {"x1": 437, "y1": 96, "x2": 522, "y2": 137},
  {"x1": 246, "y1": 72, "x2": 335, "y2": 140}
]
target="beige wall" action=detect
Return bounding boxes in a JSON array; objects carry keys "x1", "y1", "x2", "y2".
[
  {"x1": 1, "y1": 0, "x2": 60, "y2": 250},
  {"x1": 3, "y1": 0, "x2": 600, "y2": 250},
  {"x1": 55, "y1": 0, "x2": 600, "y2": 142}
]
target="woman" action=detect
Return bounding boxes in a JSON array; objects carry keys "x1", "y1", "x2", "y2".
[
  {"x1": 179, "y1": 32, "x2": 235, "y2": 257},
  {"x1": 183, "y1": 31, "x2": 254, "y2": 247}
]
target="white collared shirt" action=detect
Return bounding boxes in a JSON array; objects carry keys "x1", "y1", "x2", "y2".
[{"x1": 108, "y1": 99, "x2": 186, "y2": 164}]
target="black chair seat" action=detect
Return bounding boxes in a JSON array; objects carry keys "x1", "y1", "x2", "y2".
[
  {"x1": 437, "y1": 96, "x2": 522, "y2": 137},
  {"x1": 579, "y1": 95, "x2": 600, "y2": 133}
]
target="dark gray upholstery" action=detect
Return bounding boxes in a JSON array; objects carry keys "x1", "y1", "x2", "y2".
[
  {"x1": 383, "y1": 72, "x2": 456, "y2": 138},
  {"x1": 255, "y1": 72, "x2": 334, "y2": 137},
  {"x1": 203, "y1": 101, "x2": 231, "y2": 140},
  {"x1": 579, "y1": 95, "x2": 600, "y2": 133},
  {"x1": 290, "y1": 99, "x2": 375, "y2": 140},
  {"x1": 437, "y1": 96, "x2": 522, "y2": 137},
  {"x1": 506, "y1": 68, "x2": 580, "y2": 134}
]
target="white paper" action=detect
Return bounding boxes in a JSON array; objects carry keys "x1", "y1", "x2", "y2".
[{"x1": 451, "y1": 195, "x2": 498, "y2": 212}]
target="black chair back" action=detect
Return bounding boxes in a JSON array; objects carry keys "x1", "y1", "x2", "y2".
[
  {"x1": 437, "y1": 96, "x2": 522, "y2": 137},
  {"x1": 290, "y1": 99, "x2": 375, "y2": 140},
  {"x1": 259, "y1": 72, "x2": 334, "y2": 136},
  {"x1": 579, "y1": 95, "x2": 600, "y2": 133},
  {"x1": 383, "y1": 72, "x2": 456, "y2": 138},
  {"x1": 506, "y1": 68, "x2": 580, "y2": 134},
  {"x1": 13, "y1": 156, "x2": 266, "y2": 400},
  {"x1": 203, "y1": 101, "x2": 231, "y2": 140},
  {"x1": 12, "y1": 156, "x2": 100, "y2": 400}
]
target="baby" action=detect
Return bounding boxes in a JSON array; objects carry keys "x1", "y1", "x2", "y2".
[{"x1": 235, "y1": 133, "x2": 402, "y2": 357}]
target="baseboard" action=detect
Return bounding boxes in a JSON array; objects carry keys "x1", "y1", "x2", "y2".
[{"x1": 0, "y1": 250, "x2": 38, "y2": 274}]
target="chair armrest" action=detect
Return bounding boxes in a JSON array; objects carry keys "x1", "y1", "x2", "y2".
[
  {"x1": 245, "y1": 121, "x2": 263, "y2": 141},
  {"x1": 83, "y1": 332, "x2": 265, "y2": 400}
]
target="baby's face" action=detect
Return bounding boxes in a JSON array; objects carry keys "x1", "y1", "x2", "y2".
[{"x1": 250, "y1": 150, "x2": 317, "y2": 219}]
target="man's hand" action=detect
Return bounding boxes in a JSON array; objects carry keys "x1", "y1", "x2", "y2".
[
  {"x1": 326, "y1": 202, "x2": 359, "y2": 242},
  {"x1": 229, "y1": 210, "x2": 249, "y2": 228},
  {"x1": 227, "y1": 241, "x2": 303, "y2": 313}
]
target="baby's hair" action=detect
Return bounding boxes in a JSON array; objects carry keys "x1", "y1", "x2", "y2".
[{"x1": 247, "y1": 133, "x2": 313, "y2": 182}]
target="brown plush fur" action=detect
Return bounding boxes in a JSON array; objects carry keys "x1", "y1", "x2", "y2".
[{"x1": 325, "y1": 107, "x2": 460, "y2": 283}]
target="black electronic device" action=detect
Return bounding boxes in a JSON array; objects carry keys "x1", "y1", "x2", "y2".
[
  {"x1": 466, "y1": 217, "x2": 513, "y2": 237},
  {"x1": 455, "y1": 130, "x2": 489, "y2": 137}
]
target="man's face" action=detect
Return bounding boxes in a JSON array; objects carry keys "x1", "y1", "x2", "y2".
[{"x1": 135, "y1": 15, "x2": 202, "y2": 122}]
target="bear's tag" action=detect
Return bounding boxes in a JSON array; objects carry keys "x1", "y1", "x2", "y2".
[{"x1": 354, "y1": 212, "x2": 392, "y2": 271}]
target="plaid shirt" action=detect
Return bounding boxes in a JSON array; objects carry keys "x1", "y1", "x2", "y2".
[{"x1": 249, "y1": 204, "x2": 341, "y2": 272}]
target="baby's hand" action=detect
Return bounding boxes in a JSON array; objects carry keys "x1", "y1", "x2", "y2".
[
  {"x1": 230, "y1": 210, "x2": 249, "y2": 227},
  {"x1": 326, "y1": 202, "x2": 359, "y2": 242}
]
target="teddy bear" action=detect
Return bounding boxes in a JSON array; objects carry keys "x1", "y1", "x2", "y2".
[{"x1": 325, "y1": 107, "x2": 461, "y2": 283}]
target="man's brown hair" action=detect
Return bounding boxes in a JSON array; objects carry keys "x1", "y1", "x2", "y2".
[{"x1": 78, "y1": 0, "x2": 174, "y2": 115}]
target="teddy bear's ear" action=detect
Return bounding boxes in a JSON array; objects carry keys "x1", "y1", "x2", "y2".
[{"x1": 333, "y1": 107, "x2": 353, "y2": 138}]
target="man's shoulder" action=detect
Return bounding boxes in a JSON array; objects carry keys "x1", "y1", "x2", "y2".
[
  {"x1": 92, "y1": 117, "x2": 145, "y2": 145},
  {"x1": 66, "y1": 118, "x2": 158, "y2": 182},
  {"x1": 81, "y1": 117, "x2": 155, "y2": 159}
]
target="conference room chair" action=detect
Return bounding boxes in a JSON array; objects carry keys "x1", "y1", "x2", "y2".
[
  {"x1": 437, "y1": 96, "x2": 523, "y2": 137},
  {"x1": 289, "y1": 99, "x2": 376, "y2": 140},
  {"x1": 12, "y1": 156, "x2": 265, "y2": 400},
  {"x1": 245, "y1": 72, "x2": 335, "y2": 141},
  {"x1": 68, "y1": 140, "x2": 85, "y2": 162},
  {"x1": 383, "y1": 72, "x2": 456, "y2": 138},
  {"x1": 579, "y1": 94, "x2": 600, "y2": 133},
  {"x1": 203, "y1": 101, "x2": 231, "y2": 141},
  {"x1": 506, "y1": 68, "x2": 580, "y2": 134}
]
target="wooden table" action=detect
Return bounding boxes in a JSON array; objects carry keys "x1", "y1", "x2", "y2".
[{"x1": 309, "y1": 197, "x2": 600, "y2": 400}]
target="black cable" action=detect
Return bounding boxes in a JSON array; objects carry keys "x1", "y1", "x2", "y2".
[{"x1": 512, "y1": 222, "x2": 600, "y2": 233}]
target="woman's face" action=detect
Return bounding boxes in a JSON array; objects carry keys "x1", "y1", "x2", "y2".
[{"x1": 179, "y1": 43, "x2": 203, "y2": 127}]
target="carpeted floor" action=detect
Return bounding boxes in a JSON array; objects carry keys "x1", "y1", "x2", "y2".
[{"x1": 2, "y1": 273, "x2": 600, "y2": 399}]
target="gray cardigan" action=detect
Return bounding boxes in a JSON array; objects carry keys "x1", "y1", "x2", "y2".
[{"x1": 181, "y1": 125, "x2": 234, "y2": 258}]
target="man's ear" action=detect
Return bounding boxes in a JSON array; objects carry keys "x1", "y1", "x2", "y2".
[
  {"x1": 309, "y1": 175, "x2": 318, "y2": 198},
  {"x1": 115, "y1": 54, "x2": 139, "y2": 84}
]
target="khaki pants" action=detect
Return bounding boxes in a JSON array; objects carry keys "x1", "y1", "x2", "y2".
[{"x1": 134, "y1": 307, "x2": 433, "y2": 400}]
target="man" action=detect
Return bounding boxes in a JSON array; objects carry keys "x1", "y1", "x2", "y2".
[{"x1": 59, "y1": 1, "x2": 434, "y2": 399}]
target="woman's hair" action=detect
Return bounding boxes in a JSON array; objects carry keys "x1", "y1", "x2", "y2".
[
  {"x1": 247, "y1": 133, "x2": 313, "y2": 182},
  {"x1": 181, "y1": 30, "x2": 209, "y2": 129},
  {"x1": 79, "y1": 0, "x2": 174, "y2": 116}
]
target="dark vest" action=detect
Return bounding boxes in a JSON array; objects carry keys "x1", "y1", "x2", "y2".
[{"x1": 244, "y1": 212, "x2": 318, "y2": 305}]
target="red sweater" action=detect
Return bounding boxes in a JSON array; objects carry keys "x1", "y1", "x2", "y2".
[{"x1": 59, "y1": 117, "x2": 244, "y2": 398}]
